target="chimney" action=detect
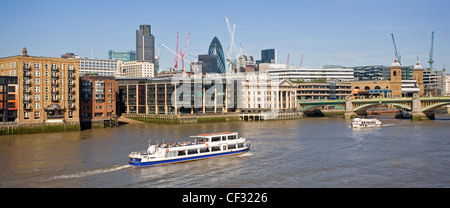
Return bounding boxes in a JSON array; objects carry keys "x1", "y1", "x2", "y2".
[{"x1": 22, "y1": 47, "x2": 28, "y2": 56}]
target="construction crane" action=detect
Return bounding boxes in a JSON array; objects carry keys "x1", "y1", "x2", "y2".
[
  {"x1": 391, "y1": 33, "x2": 402, "y2": 65},
  {"x1": 179, "y1": 33, "x2": 191, "y2": 72},
  {"x1": 225, "y1": 16, "x2": 236, "y2": 73},
  {"x1": 428, "y1": 31, "x2": 434, "y2": 70},
  {"x1": 174, "y1": 31, "x2": 179, "y2": 69},
  {"x1": 300, "y1": 54, "x2": 303, "y2": 68},
  {"x1": 161, "y1": 44, "x2": 191, "y2": 66}
]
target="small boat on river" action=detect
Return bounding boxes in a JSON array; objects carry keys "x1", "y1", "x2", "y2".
[
  {"x1": 351, "y1": 117, "x2": 382, "y2": 128},
  {"x1": 129, "y1": 132, "x2": 250, "y2": 166}
]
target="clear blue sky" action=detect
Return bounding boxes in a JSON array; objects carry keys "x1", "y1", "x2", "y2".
[{"x1": 1, "y1": 0, "x2": 449, "y2": 71}]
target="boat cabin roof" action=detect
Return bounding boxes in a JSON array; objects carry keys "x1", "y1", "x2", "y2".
[{"x1": 190, "y1": 132, "x2": 237, "y2": 138}]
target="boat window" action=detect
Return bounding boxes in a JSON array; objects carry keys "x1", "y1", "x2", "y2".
[
  {"x1": 228, "y1": 144, "x2": 236, "y2": 149},
  {"x1": 228, "y1": 135, "x2": 236, "y2": 140},
  {"x1": 238, "y1": 143, "x2": 244, "y2": 148},
  {"x1": 212, "y1": 137, "x2": 221, "y2": 142},
  {"x1": 211, "y1": 146, "x2": 221, "y2": 152},
  {"x1": 199, "y1": 148, "x2": 209, "y2": 153},
  {"x1": 178, "y1": 150, "x2": 186, "y2": 156},
  {"x1": 165, "y1": 151, "x2": 178, "y2": 158},
  {"x1": 188, "y1": 149, "x2": 198, "y2": 155}
]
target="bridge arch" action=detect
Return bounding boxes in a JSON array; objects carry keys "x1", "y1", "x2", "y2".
[
  {"x1": 352, "y1": 103, "x2": 411, "y2": 112},
  {"x1": 421, "y1": 102, "x2": 450, "y2": 112},
  {"x1": 300, "y1": 104, "x2": 345, "y2": 111}
]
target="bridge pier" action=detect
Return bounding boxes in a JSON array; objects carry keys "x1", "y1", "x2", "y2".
[
  {"x1": 411, "y1": 93, "x2": 432, "y2": 120},
  {"x1": 344, "y1": 96, "x2": 356, "y2": 119},
  {"x1": 344, "y1": 112, "x2": 357, "y2": 119}
]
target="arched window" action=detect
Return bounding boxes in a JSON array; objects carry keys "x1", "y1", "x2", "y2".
[
  {"x1": 375, "y1": 86, "x2": 381, "y2": 90},
  {"x1": 364, "y1": 86, "x2": 370, "y2": 90},
  {"x1": 393, "y1": 71, "x2": 397, "y2": 76},
  {"x1": 354, "y1": 86, "x2": 360, "y2": 89}
]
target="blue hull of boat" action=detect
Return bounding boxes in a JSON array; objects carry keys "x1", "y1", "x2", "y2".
[{"x1": 129, "y1": 147, "x2": 249, "y2": 167}]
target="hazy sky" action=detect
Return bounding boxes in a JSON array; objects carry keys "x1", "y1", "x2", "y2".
[{"x1": 1, "y1": 0, "x2": 449, "y2": 71}]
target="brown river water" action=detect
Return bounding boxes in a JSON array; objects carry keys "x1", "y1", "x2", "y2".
[{"x1": 0, "y1": 114, "x2": 449, "y2": 187}]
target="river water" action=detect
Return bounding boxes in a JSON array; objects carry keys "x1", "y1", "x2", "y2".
[{"x1": 0, "y1": 114, "x2": 449, "y2": 188}]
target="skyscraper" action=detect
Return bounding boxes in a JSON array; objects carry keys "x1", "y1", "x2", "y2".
[
  {"x1": 261, "y1": 49, "x2": 277, "y2": 64},
  {"x1": 207, "y1": 37, "x2": 226, "y2": 73},
  {"x1": 136, "y1": 25, "x2": 155, "y2": 63}
]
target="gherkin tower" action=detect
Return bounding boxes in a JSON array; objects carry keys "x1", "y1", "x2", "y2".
[{"x1": 208, "y1": 36, "x2": 226, "y2": 73}]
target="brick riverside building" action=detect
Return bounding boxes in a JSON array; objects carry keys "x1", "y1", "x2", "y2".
[
  {"x1": 0, "y1": 48, "x2": 80, "y2": 125},
  {"x1": 79, "y1": 75, "x2": 118, "y2": 127}
]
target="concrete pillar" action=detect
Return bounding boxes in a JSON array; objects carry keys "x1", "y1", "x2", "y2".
[
  {"x1": 214, "y1": 84, "x2": 217, "y2": 113},
  {"x1": 202, "y1": 85, "x2": 205, "y2": 113},
  {"x1": 126, "y1": 85, "x2": 129, "y2": 113},
  {"x1": 164, "y1": 83, "x2": 168, "y2": 115},
  {"x1": 145, "y1": 84, "x2": 148, "y2": 114},
  {"x1": 271, "y1": 90, "x2": 275, "y2": 109},
  {"x1": 174, "y1": 86, "x2": 178, "y2": 114},
  {"x1": 155, "y1": 83, "x2": 158, "y2": 115},
  {"x1": 344, "y1": 95, "x2": 356, "y2": 119},
  {"x1": 411, "y1": 93, "x2": 430, "y2": 120}
]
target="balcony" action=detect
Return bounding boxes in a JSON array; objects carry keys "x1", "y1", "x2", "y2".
[
  {"x1": 52, "y1": 82, "x2": 58, "y2": 87},
  {"x1": 68, "y1": 102, "x2": 75, "y2": 109},
  {"x1": 24, "y1": 72, "x2": 31, "y2": 77},
  {"x1": 24, "y1": 104, "x2": 31, "y2": 110}
]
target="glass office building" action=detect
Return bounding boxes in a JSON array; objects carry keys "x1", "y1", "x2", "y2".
[
  {"x1": 261, "y1": 49, "x2": 277, "y2": 64},
  {"x1": 198, "y1": 55, "x2": 219, "y2": 74},
  {"x1": 207, "y1": 37, "x2": 226, "y2": 73},
  {"x1": 108, "y1": 50, "x2": 136, "y2": 62},
  {"x1": 136, "y1": 25, "x2": 155, "y2": 63}
]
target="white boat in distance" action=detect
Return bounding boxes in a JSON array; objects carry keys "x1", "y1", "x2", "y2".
[
  {"x1": 129, "y1": 132, "x2": 250, "y2": 166},
  {"x1": 351, "y1": 117, "x2": 382, "y2": 128}
]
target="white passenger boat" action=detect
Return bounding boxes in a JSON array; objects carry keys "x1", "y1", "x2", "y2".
[
  {"x1": 351, "y1": 117, "x2": 382, "y2": 128},
  {"x1": 129, "y1": 132, "x2": 250, "y2": 166}
]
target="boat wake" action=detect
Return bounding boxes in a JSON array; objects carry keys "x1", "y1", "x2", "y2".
[
  {"x1": 238, "y1": 152, "x2": 253, "y2": 157},
  {"x1": 45, "y1": 164, "x2": 132, "y2": 181}
]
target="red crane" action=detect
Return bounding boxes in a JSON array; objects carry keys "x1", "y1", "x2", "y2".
[
  {"x1": 174, "y1": 31, "x2": 179, "y2": 69},
  {"x1": 179, "y1": 33, "x2": 191, "y2": 72}
]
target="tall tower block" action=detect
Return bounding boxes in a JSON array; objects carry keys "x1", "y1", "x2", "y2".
[
  {"x1": 413, "y1": 61, "x2": 424, "y2": 96},
  {"x1": 390, "y1": 59, "x2": 402, "y2": 97}
]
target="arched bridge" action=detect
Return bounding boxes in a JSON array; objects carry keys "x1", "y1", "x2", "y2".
[{"x1": 298, "y1": 95, "x2": 450, "y2": 120}]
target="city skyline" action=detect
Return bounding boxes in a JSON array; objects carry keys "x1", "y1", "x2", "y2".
[{"x1": 0, "y1": 0, "x2": 449, "y2": 71}]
